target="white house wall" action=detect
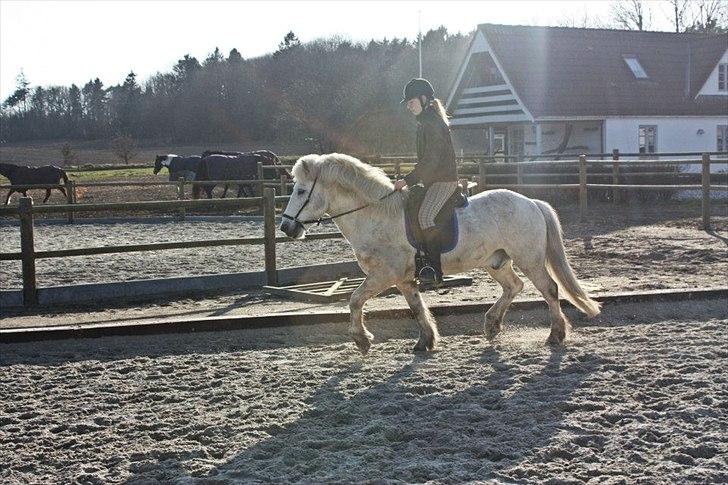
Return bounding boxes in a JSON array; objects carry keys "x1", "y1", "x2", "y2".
[
  {"x1": 524, "y1": 122, "x2": 603, "y2": 157},
  {"x1": 605, "y1": 117, "x2": 726, "y2": 154},
  {"x1": 605, "y1": 117, "x2": 727, "y2": 173},
  {"x1": 697, "y1": 49, "x2": 728, "y2": 96}
]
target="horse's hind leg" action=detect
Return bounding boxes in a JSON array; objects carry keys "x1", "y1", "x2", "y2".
[
  {"x1": 4, "y1": 190, "x2": 14, "y2": 205},
  {"x1": 523, "y1": 265, "x2": 570, "y2": 345},
  {"x1": 349, "y1": 276, "x2": 392, "y2": 355},
  {"x1": 484, "y1": 256, "x2": 524, "y2": 340},
  {"x1": 396, "y1": 280, "x2": 439, "y2": 352}
]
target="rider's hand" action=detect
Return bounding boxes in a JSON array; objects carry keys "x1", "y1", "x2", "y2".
[{"x1": 394, "y1": 179, "x2": 407, "y2": 191}]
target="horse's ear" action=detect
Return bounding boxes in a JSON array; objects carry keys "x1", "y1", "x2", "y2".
[{"x1": 300, "y1": 158, "x2": 311, "y2": 176}]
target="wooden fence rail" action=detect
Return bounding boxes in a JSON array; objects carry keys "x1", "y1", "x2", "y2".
[{"x1": 1, "y1": 153, "x2": 725, "y2": 307}]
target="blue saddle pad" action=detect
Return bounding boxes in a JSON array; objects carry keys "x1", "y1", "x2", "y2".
[{"x1": 404, "y1": 202, "x2": 466, "y2": 254}]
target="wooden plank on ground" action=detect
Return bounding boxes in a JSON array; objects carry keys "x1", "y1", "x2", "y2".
[{"x1": 263, "y1": 275, "x2": 473, "y2": 303}]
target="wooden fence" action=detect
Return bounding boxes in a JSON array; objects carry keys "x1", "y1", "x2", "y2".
[{"x1": 1, "y1": 153, "x2": 726, "y2": 307}]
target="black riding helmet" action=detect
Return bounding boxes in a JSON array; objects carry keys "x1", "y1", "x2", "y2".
[{"x1": 401, "y1": 78, "x2": 435, "y2": 104}]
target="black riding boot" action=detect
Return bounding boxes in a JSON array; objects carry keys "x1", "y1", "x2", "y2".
[{"x1": 419, "y1": 227, "x2": 444, "y2": 286}]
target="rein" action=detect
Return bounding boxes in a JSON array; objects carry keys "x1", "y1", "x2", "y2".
[{"x1": 282, "y1": 175, "x2": 397, "y2": 227}]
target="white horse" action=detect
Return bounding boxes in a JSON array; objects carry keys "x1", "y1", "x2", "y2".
[{"x1": 280, "y1": 153, "x2": 600, "y2": 354}]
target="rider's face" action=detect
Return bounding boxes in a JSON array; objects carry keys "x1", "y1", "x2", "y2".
[{"x1": 406, "y1": 97, "x2": 423, "y2": 116}]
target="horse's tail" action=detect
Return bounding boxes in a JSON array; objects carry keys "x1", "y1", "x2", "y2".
[{"x1": 534, "y1": 200, "x2": 601, "y2": 318}]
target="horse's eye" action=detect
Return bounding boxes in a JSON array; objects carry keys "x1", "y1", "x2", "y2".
[{"x1": 297, "y1": 189, "x2": 306, "y2": 196}]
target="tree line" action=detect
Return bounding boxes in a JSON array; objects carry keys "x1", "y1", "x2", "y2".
[
  {"x1": 1, "y1": 0, "x2": 725, "y2": 154},
  {"x1": 0, "y1": 28, "x2": 470, "y2": 154}
]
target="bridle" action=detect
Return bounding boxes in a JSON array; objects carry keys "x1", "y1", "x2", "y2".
[{"x1": 281, "y1": 175, "x2": 396, "y2": 229}]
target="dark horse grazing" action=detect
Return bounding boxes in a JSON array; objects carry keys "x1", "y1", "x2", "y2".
[
  {"x1": 0, "y1": 163, "x2": 69, "y2": 205},
  {"x1": 153, "y1": 154, "x2": 201, "y2": 181},
  {"x1": 193, "y1": 150, "x2": 287, "y2": 199}
]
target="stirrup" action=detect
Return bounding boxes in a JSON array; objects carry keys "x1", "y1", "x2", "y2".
[{"x1": 418, "y1": 265, "x2": 443, "y2": 286}]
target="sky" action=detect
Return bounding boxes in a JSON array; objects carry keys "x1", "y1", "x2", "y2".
[{"x1": 0, "y1": 0, "x2": 678, "y2": 100}]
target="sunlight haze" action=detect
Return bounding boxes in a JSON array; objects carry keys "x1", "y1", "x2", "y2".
[{"x1": 0, "y1": 0, "x2": 676, "y2": 100}]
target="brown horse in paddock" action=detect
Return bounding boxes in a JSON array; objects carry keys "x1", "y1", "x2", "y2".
[{"x1": 0, "y1": 163, "x2": 69, "y2": 205}]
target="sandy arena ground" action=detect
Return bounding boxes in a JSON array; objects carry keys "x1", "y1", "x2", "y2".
[{"x1": 1, "y1": 298, "x2": 726, "y2": 483}]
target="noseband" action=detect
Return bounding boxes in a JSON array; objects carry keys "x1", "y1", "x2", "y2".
[{"x1": 282, "y1": 175, "x2": 395, "y2": 230}]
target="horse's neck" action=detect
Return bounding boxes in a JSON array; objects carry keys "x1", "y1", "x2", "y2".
[{"x1": 327, "y1": 189, "x2": 403, "y2": 246}]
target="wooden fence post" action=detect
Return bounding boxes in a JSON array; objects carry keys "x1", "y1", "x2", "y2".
[
  {"x1": 579, "y1": 154, "x2": 587, "y2": 222},
  {"x1": 257, "y1": 161, "x2": 265, "y2": 196},
  {"x1": 394, "y1": 160, "x2": 401, "y2": 178},
  {"x1": 702, "y1": 153, "x2": 711, "y2": 231},
  {"x1": 612, "y1": 149, "x2": 620, "y2": 204},
  {"x1": 19, "y1": 197, "x2": 38, "y2": 306},
  {"x1": 478, "y1": 160, "x2": 487, "y2": 193},
  {"x1": 280, "y1": 174, "x2": 288, "y2": 196},
  {"x1": 516, "y1": 163, "x2": 524, "y2": 186},
  {"x1": 65, "y1": 179, "x2": 75, "y2": 223},
  {"x1": 263, "y1": 187, "x2": 278, "y2": 286},
  {"x1": 176, "y1": 177, "x2": 186, "y2": 220}
]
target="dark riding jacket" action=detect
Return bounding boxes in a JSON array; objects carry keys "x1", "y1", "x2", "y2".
[{"x1": 403, "y1": 104, "x2": 458, "y2": 187}]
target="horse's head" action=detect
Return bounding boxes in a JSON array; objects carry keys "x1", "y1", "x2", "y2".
[
  {"x1": 153, "y1": 155, "x2": 166, "y2": 174},
  {"x1": 280, "y1": 155, "x2": 328, "y2": 239},
  {"x1": 0, "y1": 162, "x2": 17, "y2": 177}
]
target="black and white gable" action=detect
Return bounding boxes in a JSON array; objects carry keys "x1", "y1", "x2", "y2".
[{"x1": 446, "y1": 30, "x2": 533, "y2": 126}]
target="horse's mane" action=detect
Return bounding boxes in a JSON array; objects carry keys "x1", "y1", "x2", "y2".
[{"x1": 292, "y1": 153, "x2": 402, "y2": 214}]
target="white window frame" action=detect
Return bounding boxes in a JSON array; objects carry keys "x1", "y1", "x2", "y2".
[
  {"x1": 624, "y1": 57, "x2": 648, "y2": 79},
  {"x1": 718, "y1": 125, "x2": 728, "y2": 152},
  {"x1": 719, "y1": 64, "x2": 727, "y2": 92},
  {"x1": 638, "y1": 125, "x2": 657, "y2": 154}
]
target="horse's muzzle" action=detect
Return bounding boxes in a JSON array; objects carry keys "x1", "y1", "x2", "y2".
[{"x1": 280, "y1": 219, "x2": 305, "y2": 239}]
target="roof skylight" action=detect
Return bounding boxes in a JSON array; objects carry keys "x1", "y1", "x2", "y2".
[{"x1": 624, "y1": 57, "x2": 648, "y2": 79}]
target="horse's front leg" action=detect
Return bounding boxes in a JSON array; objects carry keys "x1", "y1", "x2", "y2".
[
  {"x1": 42, "y1": 188, "x2": 51, "y2": 203},
  {"x1": 349, "y1": 275, "x2": 393, "y2": 355},
  {"x1": 4, "y1": 190, "x2": 13, "y2": 205},
  {"x1": 396, "y1": 280, "x2": 440, "y2": 352}
]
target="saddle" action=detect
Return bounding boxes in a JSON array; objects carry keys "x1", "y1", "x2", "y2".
[{"x1": 404, "y1": 182, "x2": 469, "y2": 254}]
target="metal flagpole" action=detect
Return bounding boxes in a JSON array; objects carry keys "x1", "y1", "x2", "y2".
[{"x1": 418, "y1": 10, "x2": 422, "y2": 77}]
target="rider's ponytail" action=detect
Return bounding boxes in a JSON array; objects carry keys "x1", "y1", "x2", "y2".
[{"x1": 429, "y1": 98, "x2": 449, "y2": 126}]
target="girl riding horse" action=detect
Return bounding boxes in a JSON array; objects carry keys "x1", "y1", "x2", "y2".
[{"x1": 394, "y1": 78, "x2": 459, "y2": 285}]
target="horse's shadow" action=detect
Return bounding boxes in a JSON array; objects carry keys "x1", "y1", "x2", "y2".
[{"x1": 123, "y1": 344, "x2": 600, "y2": 484}]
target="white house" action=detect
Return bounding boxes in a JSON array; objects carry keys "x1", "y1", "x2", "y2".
[{"x1": 445, "y1": 24, "x2": 728, "y2": 162}]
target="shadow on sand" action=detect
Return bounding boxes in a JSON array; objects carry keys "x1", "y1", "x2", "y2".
[{"x1": 121, "y1": 345, "x2": 603, "y2": 483}]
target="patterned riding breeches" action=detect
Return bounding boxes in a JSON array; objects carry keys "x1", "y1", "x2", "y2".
[{"x1": 418, "y1": 181, "x2": 458, "y2": 229}]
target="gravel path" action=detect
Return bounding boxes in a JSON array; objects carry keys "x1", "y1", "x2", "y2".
[{"x1": 1, "y1": 298, "x2": 726, "y2": 483}]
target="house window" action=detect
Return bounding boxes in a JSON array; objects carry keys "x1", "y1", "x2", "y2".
[
  {"x1": 624, "y1": 57, "x2": 648, "y2": 79},
  {"x1": 463, "y1": 52, "x2": 505, "y2": 88},
  {"x1": 638, "y1": 125, "x2": 657, "y2": 154},
  {"x1": 718, "y1": 125, "x2": 728, "y2": 152},
  {"x1": 719, "y1": 64, "x2": 727, "y2": 91}
]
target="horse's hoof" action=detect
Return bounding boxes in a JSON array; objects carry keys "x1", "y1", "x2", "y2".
[
  {"x1": 412, "y1": 341, "x2": 428, "y2": 352},
  {"x1": 413, "y1": 339, "x2": 438, "y2": 353},
  {"x1": 484, "y1": 323, "x2": 502, "y2": 341},
  {"x1": 352, "y1": 332, "x2": 373, "y2": 355},
  {"x1": 546, "y1": 329, "x2": 566, "y2": 346}
]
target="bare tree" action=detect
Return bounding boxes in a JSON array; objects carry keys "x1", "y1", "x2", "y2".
[
  {"x1": 685, "y1": 0, "x2": 727, "y2": 33},
  {"x1": 611, "y1": 0, "x2": 650, "y2": 30},
  {"x1": 558, "y1": 8, "x2": 610, "y2": 28},
  {"x1": 111, "y1": 135, "x2": 138, "y2": 165},
  {"x1": 60, "y1": 142, "x2": 75, "y2": 165},
  {"x1": 662, "y1": 0, "x2": 691, "y2": 32}
]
